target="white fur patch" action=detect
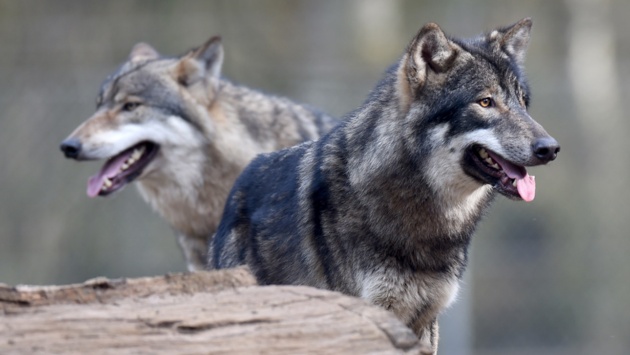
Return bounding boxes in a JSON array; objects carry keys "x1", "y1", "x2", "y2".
[
  {"x1": 423, "y1": 126, "x2": 497, "y2": 230},
  {"x1": 460, "y1": 128, "x2": 506, "y2": 156},
  {"x1": 133, "y1": 117, "x2": 208, "y2": 231},
  {"x1": 141, "y1": 116, "x2": 206, "y2": 187},
  {"x1": 442, "y1": 276, "x2": 460, "y2": 309},
  {"x1": 359, "y1": 267, "x2": 461, "y2": 325}
]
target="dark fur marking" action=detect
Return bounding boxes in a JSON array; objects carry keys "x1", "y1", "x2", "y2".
[
  {"x1": 308, "y1": 137, "x2": 339, "y2": 288},
  {"x1": 237, "y1": 107, "x2": 263, "y2": 139},
  {"x1": 98, "y1": 58, "x2": 162, "y2": 107},
  {"x1": 350, "y1": 106, "x2": 381, "y2": 156}
]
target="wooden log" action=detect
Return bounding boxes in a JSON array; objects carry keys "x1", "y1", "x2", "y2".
[{"x1": 0, "y1": 267, "x2": 421, "y2": 354}]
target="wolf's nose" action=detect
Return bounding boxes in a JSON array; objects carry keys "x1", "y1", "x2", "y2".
[
  {"x1": 533, "y1": 137, "x2": 560, "y2": 163},
  {"x1": 60, "y1": 138, "x2": 82, "y2": 159}
]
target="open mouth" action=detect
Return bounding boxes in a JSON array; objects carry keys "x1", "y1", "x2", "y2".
[
  {"x1": 87, "y1": 141, "x2": 159, "y2": 197},
  {"x1": 465, "y1": 145, "x2": 536, "y2": 202}
]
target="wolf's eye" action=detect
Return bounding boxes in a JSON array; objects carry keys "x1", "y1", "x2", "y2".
[
  {"x1": 478, "y1": 98, "x2": 494, "y2": 108},
  {"x1": 122, "y1": 102, "x2": 141, "y2": 112}
]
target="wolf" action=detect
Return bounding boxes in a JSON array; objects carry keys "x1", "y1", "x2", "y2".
[
  {"x1": 209, "y1": 18, "x2": 559, "y2": 353},
  {"x1": 60, "y1": 37, "x2": 338, "y2": 271}
]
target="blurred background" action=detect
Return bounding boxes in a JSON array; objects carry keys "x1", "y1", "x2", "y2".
[{"x1": 0, "y1": 0, "x2": 628, "y2": 354}]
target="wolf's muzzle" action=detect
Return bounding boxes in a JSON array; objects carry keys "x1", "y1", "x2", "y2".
[{"x1": 60, "y1": 138, "x2": 82, "y2": 159}]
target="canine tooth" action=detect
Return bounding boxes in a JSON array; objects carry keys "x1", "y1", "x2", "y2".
[
  {"x1": 121, "y1": 163, "x2": 129, "y2": 170},
  {"x1": 512, "y1": 180, "x2": 517, "y2": 187},
  {"x1": 132, "y1": 147, "x2": 145, "y2": 158},
  {"x1": 479, "y1": 149, "x2": 488, "y2": 159},
  {"x1": 103, "y1": 178, "x2": 113, "y2": 188},
  {"x1": 490, "y1": 163, "x2": 500, "y2": 169},
  {"x1": 485, "y1": 157, "x2": 494, "y2": 165}
]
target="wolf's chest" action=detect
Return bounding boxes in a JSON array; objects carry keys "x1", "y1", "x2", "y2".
[
  {"x1": 136, "y1": 180, "x2": 213, "y2": 237},
  {"x1": 359, "y1": 268, "x2": 460, "y2": 325}
]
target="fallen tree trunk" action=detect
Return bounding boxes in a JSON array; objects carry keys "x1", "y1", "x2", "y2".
[{"x1": 0, "y1": 267, "x2": 421, "y2": 354}]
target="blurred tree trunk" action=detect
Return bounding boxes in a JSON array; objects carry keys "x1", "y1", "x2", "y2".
[{"x1": 565, "y1": 0, "x2": 628, "y2": 352}]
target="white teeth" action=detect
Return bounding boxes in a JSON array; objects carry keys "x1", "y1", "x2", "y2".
[
  {"x1": 512, "y1": 180, "x2": 518, "y2": 187},
  {"x1": 131, "y1": 149, "x2": 142, "y2": 160},
  {"x1": 484, "y1": 157, "x2": 500, "y2": 170},
  {"x1": 120, "y1": 146, "x2": 145, "y2": 172},
  {"x1": 479, "y1": 148, "x2": 501, "y2": 170},
  {"x1": 103, "y1": 178, "x2": 113, "y2": 189}
]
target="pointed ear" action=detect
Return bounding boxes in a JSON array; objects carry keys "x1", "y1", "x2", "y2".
[
  {"x1": 191, "y1": 36, "x2": 224, "y2": 79},
  {"x1": 397, "y1": 23, "x2": 457, "y2": 109},
  {"x1": 177, "y1": 36, "x2": 224, "y2": 87},
  {"x1": 406, "y1": 23, "x2": 457, "y2": 86},
  {"x1": 494, "y1": 18, "x2": 532, "y2": 66},
  {"x1": 128, "y1": 42, "x2": 160, "y2": 63}
]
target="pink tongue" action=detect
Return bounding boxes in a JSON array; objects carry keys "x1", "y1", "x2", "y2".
[
  {"x1": 86, "y1": 151, "x2": 133, "y2": 198},
  {"x1": 487, "y1": 151, "x2": 536, "y2": 202},
  {"x1": 516, "y1": 175, "x2": 536, "y2": 202}
]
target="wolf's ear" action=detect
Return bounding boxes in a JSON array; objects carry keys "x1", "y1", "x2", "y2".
[
  {"x1": 129, "y1": 42, "x2": 160, "y2": 63},
  {"x1": 398, "y1": 23, "x2": 457, "y2": 109},
  {"x1": 190, "y1": 36, "x2": 224, "y2": 80},
  {"x1": 177, "y1": 36, "x2": 224, "y2": 88},
  {"x1": 406, "y1": 23, "x2": 457, "y2": 85},
  {"x1": 492, "y1": 18, "x2": 532, "y2": 67}
]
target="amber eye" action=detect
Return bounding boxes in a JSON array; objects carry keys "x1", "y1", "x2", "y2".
[
  {"x1": 122, "y1": 102, "x2": 141, "y2": 112},
  {"x1": 478, "y1": 98, "x2": 493, "y2": 108}
]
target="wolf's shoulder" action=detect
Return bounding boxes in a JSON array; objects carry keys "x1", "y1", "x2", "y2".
[{"x1": 233, "y1": 140, "x2": 314, "y2": 191}]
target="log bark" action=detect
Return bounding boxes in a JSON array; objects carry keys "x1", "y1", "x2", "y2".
[{"x1": 0, "y1": 267, "x2": 421, "y2": 354}]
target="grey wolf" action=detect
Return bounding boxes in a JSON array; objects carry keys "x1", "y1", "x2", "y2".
[
  {"x1": 209, "y1": 18, "x2": 559, "y2": 354},
  {"x1": 60, "y1": 37, "x2": 338, "y2": 271}
]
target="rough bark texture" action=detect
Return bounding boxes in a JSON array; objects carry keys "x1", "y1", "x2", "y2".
[{"x1": 0, "y1": 267, "x2": 421, "y2": 354}]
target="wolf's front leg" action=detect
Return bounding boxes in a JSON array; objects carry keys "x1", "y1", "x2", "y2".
[
  {"x1": 176, "y1": 233, "x2": 207, "y2": 271},
  {"x1": 413, "y1": 318, "x2": 439, "y2": 355}
]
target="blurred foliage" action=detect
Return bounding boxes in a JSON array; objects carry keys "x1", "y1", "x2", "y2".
[{"x1": 0, "y1": 0, "x2": 629, "y2": 354}]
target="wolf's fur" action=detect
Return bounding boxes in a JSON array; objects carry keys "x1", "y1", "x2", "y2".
[
  {"x1": 209, "y1": 19, "x2": 559, "y2": 354},
  {"x1": 61, "y1": 37, "x2": 338, "y2": 271}
]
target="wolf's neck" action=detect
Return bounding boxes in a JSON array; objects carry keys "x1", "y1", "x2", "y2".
[
  {"x1": 216, "y1": 80, "x2": 336, "y2": 148},
  {"x1": 135, "y1": 138, "x2": 243, "y2": 240}
]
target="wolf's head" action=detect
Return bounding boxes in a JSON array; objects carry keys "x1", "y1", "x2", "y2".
[
  {"x1": 60, "y1": 37, "x2": 225, "y2": 197},
  {"x1": 396, "y1": 18, "x2": 559, "y2": 202}
]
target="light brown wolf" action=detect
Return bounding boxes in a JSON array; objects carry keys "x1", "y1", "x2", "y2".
[{"x1": 61, "y1": 37, "x2": 338, "y2": 270}]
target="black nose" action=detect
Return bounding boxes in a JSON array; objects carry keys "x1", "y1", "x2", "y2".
[
  {"x1": 533, "y1": 137, "x2": 560, "y2": 163},
  {"x1": 60, "y1": 138, "x2": 82, "y2": 159}
]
